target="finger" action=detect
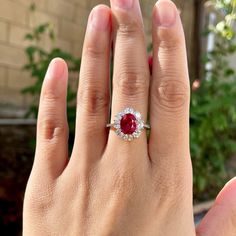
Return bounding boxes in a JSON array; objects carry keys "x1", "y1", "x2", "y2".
[
  {"x1": 149, "y1": 0, "x2": 192, "y2": 212},
  {"x1": 196, "y1": 177, "x2": 236, "y2": 236},
  {"x1": 150, "y1": 0, "x2": 190, "y2": 168},
  {"x1": 34, "y1": 58, "x2": 69, "y2": 179},
  {"x1": 70, "y1": 5, "x2": 111, "y2": 166},
  {"x1": 108, "y1": 0, "x2": 150, "y2": 146}
]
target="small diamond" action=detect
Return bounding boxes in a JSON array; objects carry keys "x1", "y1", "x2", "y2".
[
  {"x1": 115, "y1": 129, "x2": 121, "y2": 135},
  {"x1": 114, "y1": 121, "x2": 120, "y2": 127},
  {"x1": 135, "y1": 112, "x2": 141, "y2": 119},
  {"x1": 115, "y1": 115, "x2": 120, "y2": 121},
  {"x1": 128, "y1": 135, "x2": 133, "y2": 141},
  {"x1": 129, "y1": 108, "x2": 134, "y2": 113},
  {"x1": 138, "y1": 121, "x2": 144, "y2": 129}
]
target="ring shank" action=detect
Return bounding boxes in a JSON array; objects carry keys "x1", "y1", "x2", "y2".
[{"x1": 106, "y1": 123, "x2": 150, "y2": 129}]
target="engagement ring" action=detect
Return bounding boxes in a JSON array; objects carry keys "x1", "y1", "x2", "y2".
[{"x1": 106, "y1": 108, "x2": 150, "y2": 141}]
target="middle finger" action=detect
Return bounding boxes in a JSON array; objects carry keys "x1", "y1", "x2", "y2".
[{"x1": 108, "y1": 0, "x2": 150, "y2": 147}]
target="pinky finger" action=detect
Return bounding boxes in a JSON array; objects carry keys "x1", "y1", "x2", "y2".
[{"x1": 33, "y1": 58, "x2": 69, "y2": 180}]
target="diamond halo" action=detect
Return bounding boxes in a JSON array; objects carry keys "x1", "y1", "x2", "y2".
[{"x1": 107, "y1": 107, "x2": 148, "y2": 141}]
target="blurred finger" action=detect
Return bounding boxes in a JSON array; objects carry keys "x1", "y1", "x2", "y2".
[{"x1": 196, "y1": 177, "x2": 236, "y2": 236}]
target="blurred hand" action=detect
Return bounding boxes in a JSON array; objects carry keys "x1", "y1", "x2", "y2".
[{"x1": 23, "y1": 0, "x2": 236, "y2": 235}]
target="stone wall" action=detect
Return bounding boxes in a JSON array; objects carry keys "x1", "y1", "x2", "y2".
[{"x1": 0, "y1": 0, "x2": 195, "y2": 116}]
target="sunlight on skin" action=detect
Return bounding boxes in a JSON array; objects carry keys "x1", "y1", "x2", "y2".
[{"x1": 23, "y1": 1, "x2": 236, "y2": 235}]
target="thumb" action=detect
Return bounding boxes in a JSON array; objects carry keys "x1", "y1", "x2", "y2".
[{"x1": 196, "y1": 177, "x2": 236, "y2": 236}]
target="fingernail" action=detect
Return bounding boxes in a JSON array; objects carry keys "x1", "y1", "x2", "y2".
[
  {"x1": 155, "y1": 0, "x2": 177, "y2": 27},
  {"x1": 90, "y1": 6, "x2": 110, "y2": 30},
  {"x1": 46, "y1": 58, "x2": 65, "y2": 80},
  {"x1": 113, "y1": 0, "x2": 133, "y2": 9}
]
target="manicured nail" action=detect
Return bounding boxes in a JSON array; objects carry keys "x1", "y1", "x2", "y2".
[
  {"x1": 155, "y1": 0, "x2": 177, "y2": 27},
  {"x1": 46, "y1": 58, "x2": 65, "y2": 80},
  {"x1": 113, "y1": 0, "x2": 133, "y2": 9},
  {"x1": 90, "y1": 6, "x2": 110, "y2": 30}
]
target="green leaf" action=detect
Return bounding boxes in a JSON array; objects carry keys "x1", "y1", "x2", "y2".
[
  {"x1": 29, "y1": 3, "x2": 36, "y2": 12},
  {"x1": 25, "y1": 33, "x2": 34, "y2": 41},
  {"x1": 36, "y1": 23, "x2": 50, "y2": 34}
]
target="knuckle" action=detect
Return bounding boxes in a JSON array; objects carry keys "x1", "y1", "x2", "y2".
[
  {"x1": 42, "y1": 88, "x2": 61, "y2": 103},
  {"x1": 157, "y1": 29, "x2": 184, "y2": 51},
  {"x1": 39, "y1": 89, "x2": 68, "y2": 140},
  {"x1": 38, "y1": 118, "x2": 67, "y2": 141},
  {"x1": 85, "y1": 43, "x2": 105, "y2": 58},
  {"x1": 117, "y1": 20, "x2": 144, "y2": 38},
  {"x1": 115, "y1": 70, "x2": 149, "y2": 99},
  {"x1": 153, "y1": 79, "x2": 190, "y2": 111},
  {"x1": 78, "y1": 86, "x2": 109, "y2": 114},
  {"x1": 158, "y1": 38, "x2": 184, "y2": 52}
]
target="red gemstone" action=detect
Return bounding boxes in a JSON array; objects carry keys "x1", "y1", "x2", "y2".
[{"x1": 120, "y1": 113, "x2": 137, "y2": 135}]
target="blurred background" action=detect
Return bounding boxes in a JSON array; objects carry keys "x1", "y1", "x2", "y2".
[{"x1": 0, "y1": 0, "x2": 236, "y2": 235}]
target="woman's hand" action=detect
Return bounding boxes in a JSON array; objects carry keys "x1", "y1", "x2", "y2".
[{"x1": 23, "y1": 0, "x2": 236, "y2": 235}]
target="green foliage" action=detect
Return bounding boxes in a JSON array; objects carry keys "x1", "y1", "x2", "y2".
[
  {"x1": 23, "y1": 22, "x2": 81, "y2": 150},
  {"x1": 191, "y1": 0, "x2": 236, "y2": 199}
]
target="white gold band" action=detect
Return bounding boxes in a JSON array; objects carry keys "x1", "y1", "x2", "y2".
[{"x1": 106, "y1": 123, "x2": 150, "y2": 129}]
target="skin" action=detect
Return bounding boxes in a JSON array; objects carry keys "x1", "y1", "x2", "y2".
[{"x1": 23, "y1": 0, "x2": 236, "y2": 235}]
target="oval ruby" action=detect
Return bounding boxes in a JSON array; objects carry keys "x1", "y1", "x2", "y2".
[{"x1": 120, "y1": 113, "x2": 137, "y2": 135}]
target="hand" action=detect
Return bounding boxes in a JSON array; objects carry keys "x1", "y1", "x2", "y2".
[{"x1": 23, "y1": 0, "x2": 236, "y2": 235}]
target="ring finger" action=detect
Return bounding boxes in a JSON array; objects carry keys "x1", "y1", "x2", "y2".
[{"x1": 108, "y1": 0, "x2": 150, "y2": 148}]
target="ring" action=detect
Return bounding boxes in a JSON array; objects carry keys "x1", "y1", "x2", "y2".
[{"x1": 106, "y1": 107, "x2": 150, "y2": 141}]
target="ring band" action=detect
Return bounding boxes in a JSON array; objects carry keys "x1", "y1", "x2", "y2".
[
  {"x1": 106, "y1": 107, "x2": 150, "y2": 141},
  {"x1": 106, "y1": 123, "x2": 150, "y2": 129}
]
